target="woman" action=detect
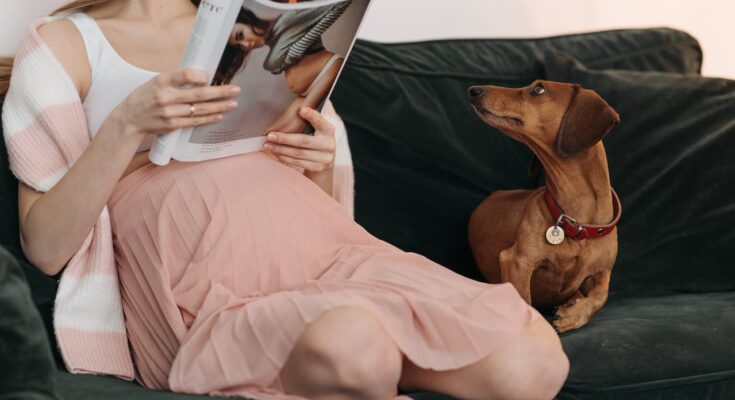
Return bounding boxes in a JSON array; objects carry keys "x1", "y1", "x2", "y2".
[{"x1": 1, "y1": 1, "x2": 569, "y2": 399}]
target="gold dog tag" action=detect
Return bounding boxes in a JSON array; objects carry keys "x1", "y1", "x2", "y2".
[{"x1": 546, "y1": 226, "x2": 565, "y2": 245}]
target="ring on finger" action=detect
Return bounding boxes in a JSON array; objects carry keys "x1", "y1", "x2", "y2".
[{"x1": 189, "y1": 104, "x2": 196, "y2": 117}]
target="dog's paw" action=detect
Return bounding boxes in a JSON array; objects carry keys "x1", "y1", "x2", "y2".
[{"x1": 552, "y1": 301, "x2": 589, "y2": 333}]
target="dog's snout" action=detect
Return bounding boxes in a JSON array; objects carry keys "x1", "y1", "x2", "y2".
[{"x1": 468, "y1": 86, "x2": 485, "y2": 99}]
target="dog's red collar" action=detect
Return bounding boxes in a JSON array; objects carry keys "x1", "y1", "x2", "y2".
[{"x1": 543, "y1": 189, "x2": 622, "y2": 240}]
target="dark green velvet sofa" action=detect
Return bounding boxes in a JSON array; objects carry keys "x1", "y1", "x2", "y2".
[{"x1": 2, "y1": 27, "x2": 734, "y2": 399}]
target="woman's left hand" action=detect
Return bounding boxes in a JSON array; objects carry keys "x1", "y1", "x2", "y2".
[{"x1": 264, "y1": 106, "x2": 336, "y2": 175}]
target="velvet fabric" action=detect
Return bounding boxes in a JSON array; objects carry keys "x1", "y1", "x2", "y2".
[
  {"x1": 0, "y1": 246, "x2": 57, "y2": 400},
  {"x1": 560, "y1": 291, "x2": 735, "y2": 399}
]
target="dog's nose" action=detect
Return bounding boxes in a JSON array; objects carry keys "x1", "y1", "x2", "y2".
[{"x1": 468, "y1": 86, "x2": 485, "y2": 99}]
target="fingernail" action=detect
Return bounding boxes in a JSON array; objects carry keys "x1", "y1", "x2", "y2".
[
  {"x1": 231, "y1": 86, "x2": 241, "y2": 95},
  {"x1": 227, "y1": 101, "x2": 238, "y2": 109},
  {"x1": 267, "y1": 133, "x2": 277, "y2": 140},
  {"x1": 215, "y1": 114, "x2": 224, "y2": 120},
  {"x1": 299, "y1": 107, "x2": 309, "y2": 115},
  {"x1": 264, "y1": 143, "x2": 273, "y2": 150}
]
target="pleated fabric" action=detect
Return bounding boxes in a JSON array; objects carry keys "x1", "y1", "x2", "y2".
[{"x1": 108, "y1": 151, "x2": 539, "y2": 399}]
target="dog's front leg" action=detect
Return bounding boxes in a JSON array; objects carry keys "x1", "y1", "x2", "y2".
[
  {"x1": 553, "y1": 270, "x2": 611, "y2": 333},
  {"x1": 498, "y1": 248, "x2": 535, "y2": 304}
]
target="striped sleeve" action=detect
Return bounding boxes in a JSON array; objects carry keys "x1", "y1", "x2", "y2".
[
  {"x1": 2, "y1": 17, "x2": 88, "y2": 192},
  {"x1": 281, "y1": 1, "x2": 352, "y2": 72}
]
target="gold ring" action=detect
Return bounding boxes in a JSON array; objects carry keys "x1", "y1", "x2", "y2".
[{"x1": 189, "y1": 104, "x2": 196, "y2": 117}]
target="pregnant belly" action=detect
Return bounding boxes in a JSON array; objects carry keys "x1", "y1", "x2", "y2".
[{"x1": 109, "y1": 150, "x2": 374, "y2": 297}]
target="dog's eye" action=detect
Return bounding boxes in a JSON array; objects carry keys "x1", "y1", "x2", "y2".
[{"x1": 531, "y1": 84, "x2": 546, "y2": 96}]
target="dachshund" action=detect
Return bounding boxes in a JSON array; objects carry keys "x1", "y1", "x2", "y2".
[{"x1": 467, "y1": 80, "x2": 621, "y2": 332}]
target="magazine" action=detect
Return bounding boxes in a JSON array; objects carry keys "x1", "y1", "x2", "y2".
[{"x1": 149, "y1": 0, "x2": 371, "y2": 165}]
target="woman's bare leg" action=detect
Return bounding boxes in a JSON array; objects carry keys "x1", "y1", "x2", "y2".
[
  {"x1": 398, "y1": 318, "x2": 569, "y2": 400},
  {"x1": 280, "y1": 307, "x2": 568, "y2": 400},
  {"x1": 279, "y1": 306, "x2": 403, "y2": 400}
]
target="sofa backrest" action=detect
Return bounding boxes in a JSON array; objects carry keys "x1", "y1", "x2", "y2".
[{"x1": 331, "y1": 28, "x2": 707, "y2": 291}]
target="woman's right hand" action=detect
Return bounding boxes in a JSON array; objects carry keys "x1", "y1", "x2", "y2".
[{"x1": 110, "y1": 68, "x2": 241, "y2": 143}]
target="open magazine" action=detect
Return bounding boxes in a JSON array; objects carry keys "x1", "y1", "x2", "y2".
[{"x1": 149, "y1": 0, "x2": 371, "y2": 165}]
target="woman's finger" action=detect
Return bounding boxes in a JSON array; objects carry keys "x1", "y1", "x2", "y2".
[
  {"x1": 298, "y1": 107, "x2": 335, "y2": 137},
  {"x1": 163, "y1": 99, "x2": 238, "y2": 118},
  {"x1": 158, "y1": 68, "x2": 209, "y2": 87},
  {"x1": 264, "y1": 142, "x2": 333, "y2": 165},
  {"x1": 167, "y1": 114, "x2": 224, "y2": 131},
  {"x1": 267, "y1": 131, "x2": 334, "y2": 152},
  {"x1": 170, "y1": 84, "x2": 241, "y2": 105}
]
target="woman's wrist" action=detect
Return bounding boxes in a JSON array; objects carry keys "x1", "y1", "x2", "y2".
[
  {"x1": 102, "y1": 108, "x2": 146, "y2": 149},
  {"x1": 305, "y1": 166, "x2": 334, "y2": 197}
]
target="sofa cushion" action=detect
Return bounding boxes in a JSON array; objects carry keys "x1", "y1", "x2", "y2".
[
  {"x1": 54, "y1": 370, "x2": 456, "y2": 399},
  {"x1": 545, "y1": 50, "x2": 735, "y2": 293},
  {"x1": 331, "y1": 28, "x2": 703, "y2": 281},
  {"x1": 0, "y1": 125, "x2": 58, "y2": 359},
  {"x1": 54, "y1": 371, "x2": 227, "y2": 400},
  {"x1": 559, "y1": 291, "x2": 735, "y2": 400},
  {"x1": 0, "y1": 246, "x2": 57, "y2": 400}
]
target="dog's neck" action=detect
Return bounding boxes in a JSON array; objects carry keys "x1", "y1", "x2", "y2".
[{"x1": 534, "y1": 143, "x2": 614, "y2": 224}]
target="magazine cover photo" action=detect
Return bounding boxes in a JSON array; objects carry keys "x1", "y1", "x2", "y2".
[{"x1": 155, "y1": 0, "x2": 370, "y2": 163}]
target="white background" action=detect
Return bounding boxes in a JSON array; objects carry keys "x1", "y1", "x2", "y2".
[{"x1": 0, "y1": 0, "x2": 733, "y2": 78}]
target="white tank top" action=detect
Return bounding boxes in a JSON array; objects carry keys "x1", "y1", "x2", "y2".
[{"x1": 66, "y1": 12, "x2": 156, "y2": 153}]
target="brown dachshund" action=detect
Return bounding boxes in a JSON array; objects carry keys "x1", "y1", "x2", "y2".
[{"x1": 467, "y1": 80, "x2": 621, "y2": 332}]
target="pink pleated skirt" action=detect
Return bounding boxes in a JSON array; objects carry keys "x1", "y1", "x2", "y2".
[{"x1": 108, "y1": 151, "x2": 539, "y2": 399}]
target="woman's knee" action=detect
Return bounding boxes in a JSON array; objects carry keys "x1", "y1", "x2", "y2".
[
  {"x1": 528, "y1": 342, "x2": 569, "y2": 399},
  {"x1": 281, "y1": 306, "x2": 402, "y2": 398},
  {"x1": 503, "y1": 319, "x2": 570, "y2": 399}
]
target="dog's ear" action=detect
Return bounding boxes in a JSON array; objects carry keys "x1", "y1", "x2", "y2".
[{"x1": 556, "y1": 85, "x2": 620, "y2": 158}]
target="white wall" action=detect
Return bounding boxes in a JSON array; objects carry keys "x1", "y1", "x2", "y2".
[
  {"x1": 358, "y1": 0, "x2": 735, "y2": 79},
  {"x1": 1, "y1": 0, "x2": 733, "y2": 78}
]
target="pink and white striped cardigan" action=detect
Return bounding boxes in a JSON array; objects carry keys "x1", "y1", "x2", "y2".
[{"x1": 2, "y1": 17, "x2": 355, "y2": 380}]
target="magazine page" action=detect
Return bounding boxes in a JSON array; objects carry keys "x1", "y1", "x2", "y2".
[
  {"x1": 149, "y1": 0, "x2": 245, "y2": 166},
  {"x1": 163, "y1": 0, "x2": 371, "y2": 164}
]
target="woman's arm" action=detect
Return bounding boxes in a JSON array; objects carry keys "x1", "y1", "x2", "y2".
[
  {"x1": 265, "y1": 53, "x2": 343, "y2": 134},
  {"x1": 300, "y1": 55, "x2": 342, "y2": 109},
  {"x1": 18, "y1": 22, "x2": 240, "y2": 276},
  {"x1": 284, "y1": 51, "x2": 338, "y2": 96},
  {"x1": 18, "y1": 120, "x2": 144, "y2": 275},
  {"x1": 304, "y1": 54, "x2": 344, "y2": 108}
]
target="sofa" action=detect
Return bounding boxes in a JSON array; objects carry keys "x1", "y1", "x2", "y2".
[{"x1": 2, "y1": 27, "x2": 734, "y2": 399}]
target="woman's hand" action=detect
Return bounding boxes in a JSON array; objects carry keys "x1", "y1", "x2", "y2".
[
  {"x1": 263, "y1": 107, "x2": 335, "y2": 194},
  {"x1": 109, "y1": 68, "x2": 241, "y2": 144}
]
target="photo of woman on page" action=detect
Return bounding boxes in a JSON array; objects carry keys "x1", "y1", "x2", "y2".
[{"x1": 209, "y1": 0, "x2": 350, "y2": 133}]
